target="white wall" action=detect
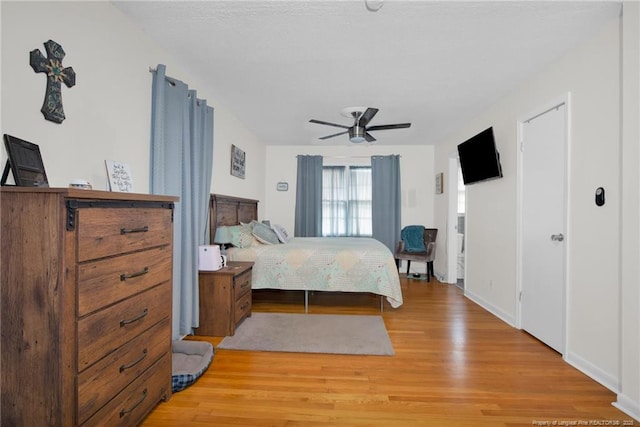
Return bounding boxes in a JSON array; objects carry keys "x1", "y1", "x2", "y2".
[
  {"x1": 210, "y1": 107, "x2": 265, "y2": 202},
  {"x1": 264, "y1": 144, "x2": 434, "y2": 272},
  {"x1": 615, "y1": 2, "x2": 640, "y2": 421},
  {"x1": 434, "y1": 9, "x2": 633, "y2": 400},
  {"x1": 0, "y1": 1, "x2": 264, "y2": 203}
]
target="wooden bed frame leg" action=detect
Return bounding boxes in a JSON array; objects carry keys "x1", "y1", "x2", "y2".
[{"x1": 304, "y1": 290, "x2": 309, "y2": 313}]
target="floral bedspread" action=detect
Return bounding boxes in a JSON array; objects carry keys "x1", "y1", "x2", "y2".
[{"x1": 227, "y1": 237, "x2": 403, "y2": 308}]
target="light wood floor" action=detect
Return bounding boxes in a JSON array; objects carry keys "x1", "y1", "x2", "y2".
[{"x1": 142, "y1": 277, "x2": 634, "y2": 427}]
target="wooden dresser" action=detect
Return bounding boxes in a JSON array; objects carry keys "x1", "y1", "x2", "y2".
[
  {"x1": 196, "y1": 261, "x2": 253, "y2": 337},
  {"x1": 0, "y1": 187, "x2": 178, "y2": 426}
]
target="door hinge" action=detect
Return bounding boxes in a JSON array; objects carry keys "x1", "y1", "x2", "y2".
[{"x1": 519, "y1": 291, "x2": 523, "y2": 302}]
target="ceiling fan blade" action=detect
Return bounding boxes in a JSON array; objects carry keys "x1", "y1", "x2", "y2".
[
  {"x1": 365, "y1": 132, "x2": 376, "y2": 142},
  {"x1": 358, "y1": 108, "x2": 379, "y2": 127},
  {"x1": 367, "y1": 123, "x2": 412, "y2": 131},
  {"x1": 319, "y1": 130, "x2": 349, "y2": 140},
  {"x1": 309, "y1": 119, "x2": 350, "y2": 129}
]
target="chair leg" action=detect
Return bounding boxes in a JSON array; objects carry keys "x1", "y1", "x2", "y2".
[
  {"x1": 425, "y1": 262, "x2": 430, "y2": 282},
  {"x1": 406, "y1": 260, "x2": 411, "y2": 275},
  {"x1": 429, "y1": 261, "x2": 434, "y2": 278}
]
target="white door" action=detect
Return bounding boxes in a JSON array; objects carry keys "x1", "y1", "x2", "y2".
[{"x1": 520, "y1": 102, "x2": 567, "y2": 353}]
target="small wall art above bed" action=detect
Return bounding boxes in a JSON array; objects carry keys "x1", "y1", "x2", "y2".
[{"x1": 230, "y1": 145, "x2": 246, "y2": 179}]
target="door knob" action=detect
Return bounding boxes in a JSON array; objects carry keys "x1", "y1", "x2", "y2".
[{"x1": 551, "y1": 233, "x2": 564, "y2": 242}]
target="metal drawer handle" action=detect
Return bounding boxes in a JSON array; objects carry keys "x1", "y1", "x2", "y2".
[
  {"x1": 119, "y1": 348, "x2": 148, "y2": 372},
  {"x1": 240, "y1": 301, "x2": 250, "y2": 311},
  {"x1": 120, "y1": 267, "x2": 149, "y2": 281},
  {"x1": 120, "y1": 226, "x2": 149, "y2": 235},
  {"x1": 120, "y1": 308, "x2": 148, "y2": 327},
  {"x1": 119, "y1": 388, "x2": 148, "y2": 418}
]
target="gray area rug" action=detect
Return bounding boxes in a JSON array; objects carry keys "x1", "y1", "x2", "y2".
[{"x1": 217, "y1": 312, "x2": 394, "y2": 356}]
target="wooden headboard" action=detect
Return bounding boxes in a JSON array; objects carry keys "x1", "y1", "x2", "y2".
[{"x1": 209, "y1": 194, "x2": 259, "y2": 244}]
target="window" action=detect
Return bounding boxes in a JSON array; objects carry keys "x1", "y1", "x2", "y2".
[{"x1": 322, "y1": 166, "x2": 372, "y2": 237}]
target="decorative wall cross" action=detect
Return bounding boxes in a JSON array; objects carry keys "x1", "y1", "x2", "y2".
[{"x1": 30, "y1": 40, "x2": 76, "y2": 124}]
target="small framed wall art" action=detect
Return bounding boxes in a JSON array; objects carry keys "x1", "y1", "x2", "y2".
[
  {"x1": 435, "y1": 172, "x2": 444, "y2": 194},
  {"x1": 276, "y1": 182, "x2": 288, "y2": 191},
  {"x1": 231, "y1": 144, "x2": 246, "y2": 179}
]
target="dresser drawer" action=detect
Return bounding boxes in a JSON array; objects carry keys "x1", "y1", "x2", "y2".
[
  {"x1": 234, "y1": 291, "x2": 252, "y2": 325},
  {"x1": 77, "y1": 318, "x2": 170, "y2": 425},
  {"x1": 81, "y1": 353, "x2": 171, "y2": 427},
  {"x1": 78, "y1": 245, "x2": 172, "y2": 317},
  {"x1": 233, "y1": 269, "x2": 252, "y2": 300},
  {"x1": 78, "y1": 283, "x2": 171, "y2": 370},
  {"x1": 77, "y1": 208, "x2": 173, "y2": 262}
]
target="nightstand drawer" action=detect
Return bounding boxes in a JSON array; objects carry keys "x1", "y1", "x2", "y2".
[
  {"x1": 234, "y1": 291, "x2": 252, "y2": 325},
  {"x1": 233, "y1": 269, "x2": 252, "y2": 300}
]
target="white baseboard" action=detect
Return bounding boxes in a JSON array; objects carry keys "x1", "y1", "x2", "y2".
[
  {"x1": 464, "y1": 288, "x2": 516, "y2": 327},
  {"x1": 613, "y1": 394, "x2": 640, "y2": 422},
  {"x1": 564, "y1": 350, "x2": 621, "y2": 393},
  {"x1": 433, "y1": 269, "x2": 451, "y2": 284},
  {"x1": 460, "y1": 282, "x2": 631, "y2": 413}
]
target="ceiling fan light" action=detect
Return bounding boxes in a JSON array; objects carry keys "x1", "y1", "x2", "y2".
[
  {"x1": 349, "y1": 126, "x2": 366, "y2": 143},
  {"x1": 365, "y1": 0, "x2": 384, "y2": 12}
]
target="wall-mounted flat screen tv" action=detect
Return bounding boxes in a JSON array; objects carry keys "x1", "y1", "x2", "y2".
[{"x1": 457, "y1": 127, "x2": 503, "y2": 185}]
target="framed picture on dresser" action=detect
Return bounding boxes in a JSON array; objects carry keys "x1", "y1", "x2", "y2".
[
  {"x1": 1, "y1": 134, "x2": 49, "y2": 187},
  {"x1": 105, "y1": 160, "x2": 135, "y2": 192}
]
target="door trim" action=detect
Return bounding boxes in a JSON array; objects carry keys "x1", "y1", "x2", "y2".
[
  {"x1": 515, "y1": 92, "x2": 572, "y2": 357},
  {"x1": 446, "y1": 154, "x2": 461, "y2": 284}
]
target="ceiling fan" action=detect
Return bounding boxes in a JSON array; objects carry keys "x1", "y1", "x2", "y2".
[{"x1": 309, "y1": 107, "x2": 411, "y2": 143}]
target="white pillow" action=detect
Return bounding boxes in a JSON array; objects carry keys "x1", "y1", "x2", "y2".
[{"x1": 271, "y1": 224, "x2": 290, "y2": 243}]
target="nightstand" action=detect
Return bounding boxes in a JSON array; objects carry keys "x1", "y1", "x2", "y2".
[{"x1": 196, "y1": 261, "x2": 253, "y2": 337}]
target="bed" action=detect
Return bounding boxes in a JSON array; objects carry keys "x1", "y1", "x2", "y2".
[{"x1": 209, "y1": 194, "x2": 403, "y2": 310}]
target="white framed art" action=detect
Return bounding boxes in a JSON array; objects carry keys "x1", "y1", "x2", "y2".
[
  {"x1": 105, "y1": 160, "x2": 135, "y2": 192},
  {"x1": 435, "y1": 172, "x2": 443, "y2": 194},
  {"x1": 276, "y1": 182, "x2": 288, "y2": 191}
]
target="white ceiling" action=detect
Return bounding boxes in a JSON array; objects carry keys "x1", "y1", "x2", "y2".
[{"x1": 113, "y1": 0, "x2": 621, "y2": 146}]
